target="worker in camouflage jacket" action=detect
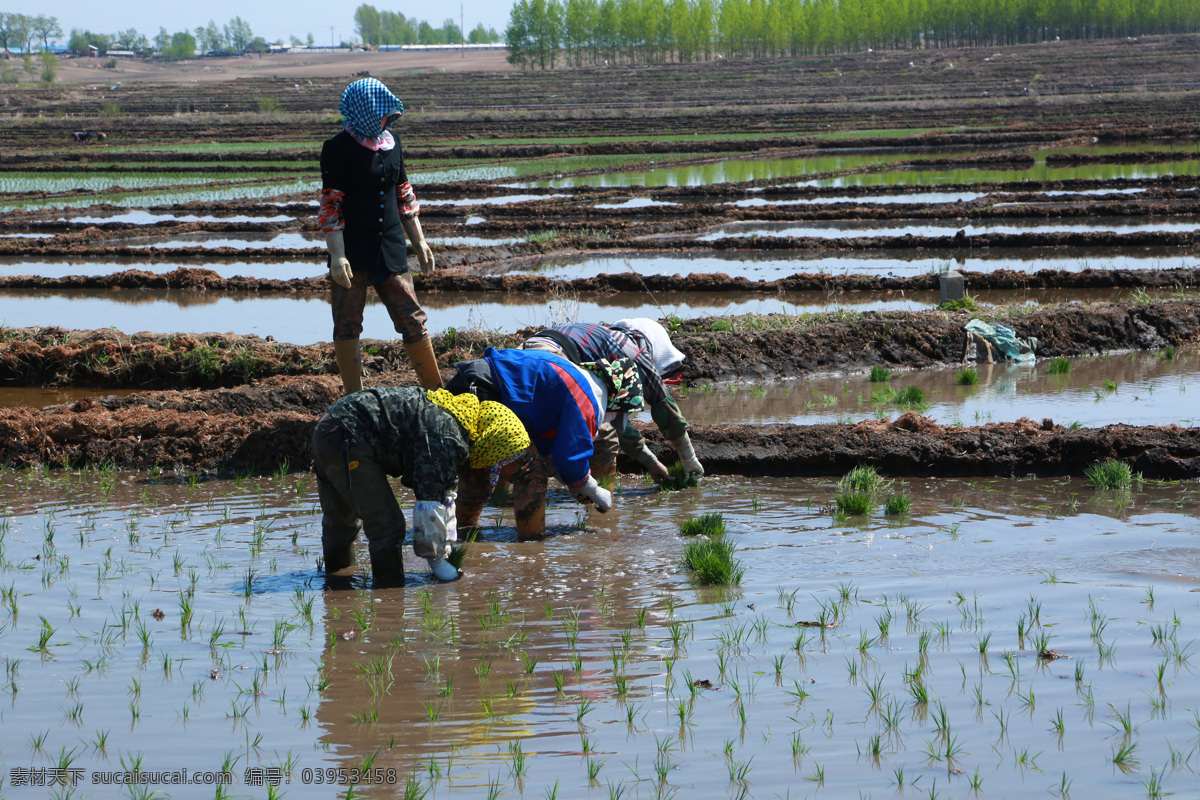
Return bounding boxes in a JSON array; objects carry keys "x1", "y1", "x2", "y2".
[{"x1": 311, "y1": 386, "x2": 528, "y2": 584}]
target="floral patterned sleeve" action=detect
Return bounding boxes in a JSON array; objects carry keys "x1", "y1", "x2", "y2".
[
  {"x1": 397, "y1": 181, "x2": 421, "y2": 219},
  {"x1": 317, "y1": 188, "x2": 345, "y2": 233}
]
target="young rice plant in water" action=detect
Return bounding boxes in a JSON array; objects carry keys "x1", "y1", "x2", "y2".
[
  {"x1": 1084, "y1": 459, "x2": 1142, "y2": 490},
  {"x1": 679, "y1": 513, "x2": 726, "y2": 537},
  {"x1": 681, "y1": 537, "x2": 743, "y2": 585},
  {"x1": 1048, "y1": 358, "x2": 1071, "y2": 375}
]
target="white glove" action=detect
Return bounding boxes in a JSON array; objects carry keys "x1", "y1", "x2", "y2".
[
  {"x1": 573, "y1": 476, "x2": 613, "y2": 513},
  {"x1": 442, "y1": 491, "x2": 458, "y2": 544},
  {"x1": 412, "y1": 496, "x2": 456, "y2": 561},
  {"x1": 402, "y1": 217, "x2": 436, "y2": 271},
  {"x1": 325, "y1": 230, "x2": 353, "y2": 289},
  {"x1": 669, "y1": 432, "x2": 704, "y2": 479}
]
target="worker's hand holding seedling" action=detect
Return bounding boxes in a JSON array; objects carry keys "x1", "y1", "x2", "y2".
[
  {"x1": 413, "y1": 493, "x2": 458, "y2": 581},
  {"x1": 574, "y1": 475, "x2": 613, "y2": 513},
  {"x1": 671, "y1": 432, "x2": 704, "y2": 479}
]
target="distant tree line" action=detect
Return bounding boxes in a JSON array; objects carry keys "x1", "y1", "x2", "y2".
[
  {"x1": 0, "y1": 12, "x2": 319, "y2": 61},
  {"x1": 353, "y1": 5, "x2": 503, "y2": 46},
  {"x1": 0, "y1": 13, "x2": 60, "y2": 84},
  {"x1": 505, "y1": 0, "x2": 1200, "y2": 68},
  {"x1": 0, "y1": 12, "x2": 62, "y2": 53}
]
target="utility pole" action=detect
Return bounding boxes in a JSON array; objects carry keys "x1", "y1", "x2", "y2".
[
  {"x1": 330, "y1": 26, "x2": 335, "y2": 48},
  {"x1": 461, "y1": 4, "x2": 465, "y2": 59}
]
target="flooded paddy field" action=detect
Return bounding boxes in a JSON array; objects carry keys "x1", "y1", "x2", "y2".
[
  {"x1": 3, "y1": 33, "x2": 1200, "y2": 798},
  {"x1": 0, "y1": 288, "x2": 938, "y2": 344},
  {"x1": 1, "y1": 469, "x2": 1198, "y2": 798},
  {"x1": 677, "y1": 350, "x2": 1200, "y2": 429}
]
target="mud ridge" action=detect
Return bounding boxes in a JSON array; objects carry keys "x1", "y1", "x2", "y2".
[
  {"x1": 2, "y1": 300, "x2": 1197, "y2": 390},
  {"x1": 4, "y1": 266, "x2": 1200, "y2": 297},
  {"x1": 3, "y1": 394, "x2": 1198, "y2": 481}
]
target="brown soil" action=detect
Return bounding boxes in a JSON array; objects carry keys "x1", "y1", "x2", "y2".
[
  {"x1": 3, "y1": 266, "x2": 1199, "y2": 297},
  {"x1": 3, "y1": 301, "x2": 1196, "y2": 390},
  {"x1": 5, "y1": 391, "x2": 1197, "y2": 480},
  {"x1": 2, "y1": 300, "x2": 1199, "y2": 476},
  {"x1": 4, "y1": 36, "x2": 1200, "y2": 477},
  {"x1": 46, "y1": 49, "x2": 515, "y2": 86}
]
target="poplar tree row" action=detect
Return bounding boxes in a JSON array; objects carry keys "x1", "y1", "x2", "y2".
[{"x1": 506, "y1": 0, "x2": 1200, "y2": 68}]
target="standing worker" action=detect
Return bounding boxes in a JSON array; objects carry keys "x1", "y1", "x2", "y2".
[
  {"x1": 523, "y1": 318, "x2": 703, "y2": 483},
  {"x1": 318, "y1": 77, "x2": 441, "y2": 393},
  {"x1": 311, "y1": 386, "x2": 529, "y2": 585}
]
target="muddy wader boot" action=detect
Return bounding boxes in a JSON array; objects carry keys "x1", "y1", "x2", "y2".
[
  {"x1": 514, "y1": 495, "x2": 546, "y2": 541},
  {"x1": 312, "y1": 414, "x2": 361, "y2": 571},
  {"x1": 367, "y1": 541, "x2": 405, "y2": 587},
  {"x1": 323, "y1": 533, "x2": 357, "y2": 572},
  {"x1": 333, "y1": 339, "x2": 363, "y2": 395},
  {"x1": 404, "y1": 335, "x2": 443, "y2": 390},
  {"x1": 511, "y1": 448, "x2": 551, "y2": 540}
]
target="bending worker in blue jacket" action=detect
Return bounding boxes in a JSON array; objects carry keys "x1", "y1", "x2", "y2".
[
  {"x1": 523, "y1": 317, "x2": 703, "y2": 483},
  {"x1": 446, "y1": 347, "x2": 642, "y2": 538}
]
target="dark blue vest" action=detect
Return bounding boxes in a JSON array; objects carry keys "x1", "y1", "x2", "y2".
[{"x1": 320, "y1": 130, "x2": 410, "y2": 284}]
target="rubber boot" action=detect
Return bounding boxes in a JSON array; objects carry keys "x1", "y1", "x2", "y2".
[
  {"x1": 333, "y1": 339, "x2": 362, "y2": 395},
  {"x1": 368, "y1": 545, "x2": 405, "y2": 588},
  {"x1": 404, "y1": 335, "x2": 443, "y2": 390},
  {"x1": 322, "y1": 537, "x2": 356, "y2": 573},
  {"x1": 515, "y1": 496, "x2": 545, "y2": 541},
  {"x1": 591, "y1": 459, "x2": 618, "y2": 492}
]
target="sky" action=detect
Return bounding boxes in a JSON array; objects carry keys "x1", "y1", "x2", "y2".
[{"x1": 30, "y1": 1, "x2": 516, "y2": 45}]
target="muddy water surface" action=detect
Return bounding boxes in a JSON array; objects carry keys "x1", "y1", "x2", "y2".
[
  {"x1": 697, "y1": 217, "x2": 1200, "y2": 241},
  {"x1": 0, "y1": 289, "x2": 925, "y2": 344},
  {"x1": 676, "y1": 351, "x2": 1200, "y2": 429},
  {"x1": 0, "y1": 386, "x2": 137, "y2": 409},
  {"x1": 0, "y1": 284, "x2": 1184, "y2": 345},
  {"x1": 0, "y1": 181, "x2": 318, "y2": 213},
  {"x1": 804, "y1": 161, "x2": 1200, "y2": 188},
  {"x1": 505, "y1": 252, "x2": 1199, "y2": 281},
  {"x1": 526, "y1": 153, "x2": 933, "y2": 189},
  {"x1": 0, "y1": 261, "x2": 326, "y2": 280},
  {"x1": 2, "y1": 470, "x2": 1197, "y2": 798}
]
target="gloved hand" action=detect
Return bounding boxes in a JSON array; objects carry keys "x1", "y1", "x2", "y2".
[
  {"x1": 402, "y1": 217, "x2": 436, "y2": 271},
  {"x1": 646, "y1": 459, "x2": 671, "y2": 483},
  {"x1": 631, "y1": 440, "x2": 671, "y2": 483},
  {"x1": 413, "y1": 495, "x2": 458, "y2": 580},
  {"x1": 442, "y1": 491, "x2": 458, "y2": 544},
  {"x1": 325, "y1": 230, "x2": 353, "y2": 289},
  {"x1": 669, "y1": 432, "x2": 704, "y2": 479},
  {"x1": 572, "y1": 475, "x2": 613, "y2": 513}
]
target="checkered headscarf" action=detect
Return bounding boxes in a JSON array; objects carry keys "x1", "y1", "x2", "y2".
[{"x1": 338, "y1": 78, "x2": 403, "y2": 141}]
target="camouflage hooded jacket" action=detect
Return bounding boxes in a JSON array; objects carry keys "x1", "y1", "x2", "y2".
[{"x1": 328, "y1": 386, "x2": 470, "y2": 501}]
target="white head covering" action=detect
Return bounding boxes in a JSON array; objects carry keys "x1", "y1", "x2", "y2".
[{"x1": 611, "y1": 317, "x2": 685, "y2": 376}]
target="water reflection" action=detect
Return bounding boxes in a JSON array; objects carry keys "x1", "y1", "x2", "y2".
[
  {"x1": 0, "y1": 386, "x2": 137, "y2": 408},
  {"x1": 0, "y1": 288, "x2": 934, "y2": 343},
  {"x1": 677, "y1": 351, "x2": 1200, "y2": 428},
  {"x1": 504, "y1": 251, "x2": 1197, "y2": 280},
  {"x1": 0, "y1": 467, "x2": 1197, "y2": 798},
  {"x1": 698, "y1": 216, "x2": 1200, "y2": 240}
]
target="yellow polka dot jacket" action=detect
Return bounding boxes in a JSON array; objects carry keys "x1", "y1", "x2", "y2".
[{"x1": 326, "y1": 386, "x2": 525, "y2": 501}]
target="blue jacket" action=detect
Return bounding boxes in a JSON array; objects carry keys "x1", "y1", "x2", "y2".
[{"x1": 482, "y1": 347, "x2": 605, "y2": 486}]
